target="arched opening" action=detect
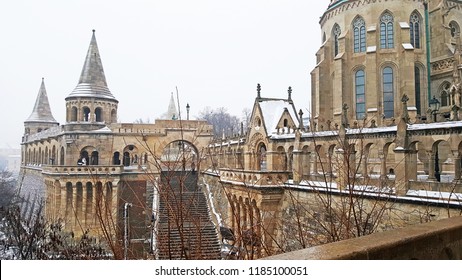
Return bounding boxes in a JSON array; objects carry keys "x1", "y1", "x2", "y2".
[
  {"x1": 113, "y1": 152, "x2": 121, "y2": 165},
  {"x1": 431, "y1": 141, "x2": 451, "y2": 182},
  {"x1": 332, "y1": 24, "x2": 341, "y2": 57},
  {"x1": 71, "y1": 107, "x2": 78, "y2": 122},
  {"x1": 257, "y1": 143, "x2": 267, "y2": 171},
  {"x1": 160, "y1": 140, "x2": 198, "y2": 171},
  {"x1": 449, "y1": 21, "x2": 460, "y2": 38},
  {"x1": 111, "y1": 109, "x2": 117, "y2": 123},
  {"x1": 90, "y1": 151, "x2": 99, "y2": 165},
  {"x1": 410, "y1": 11, "x2": 421, "y2": 48},
  {"x1": 123, "y1": 152, "x2": 131, "y2": 167},
  {"x1": 439, "y1": 81, "x2": 451, "y2": 107},
  {"x1": 355, "y1": 69, "x2": 366, "y2": 119},
  {"x1": 83, "y1": 107, "x2": 91, "y2": 122},
  {"x1": 80, "y1": 150, "x2": 89, "y2": 166},
  {"x1": 60, "y1": 146, "x2": 65, "y2": 165},
  {"x1": 380, "y1": 11, "x2": 394, "y2": 49},
  {"x1": 95, "y1": 107, "x2": 103, "y2": 122},
  {"x1": 353, "y1": 16, "x2": 366, "y2": 53},
  {"x1": 123, "y1": 144, "x2": 138, "y2": 167},
  {"x1": 51, "y1": 146, "x2": 56, "y2": 165},
  {"x1": 383, "y1": 66, "x2": 395, "y2": 118}
]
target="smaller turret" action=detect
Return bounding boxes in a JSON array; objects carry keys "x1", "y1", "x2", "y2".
[{"x1": 24, "y1": 78, "x2": 59, "y2": 136}]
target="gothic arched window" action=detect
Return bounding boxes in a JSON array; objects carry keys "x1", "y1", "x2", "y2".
[
  {"x1": 380, "y1": 12, "x2": 394, "y2": 49},
  {"x1": 333, "y1": 24, "x2": 341, "y2": 56},
  {"x1": 414, "y1": 66, "x2": 422, "y2": 115},
  {"x1": 410, "y1": 12, "x2": 421, "y2": 48},
  {"x1": 440, "y1": 82, "x2": 451, "y2": 107},
  {"x1": 353, "y1": 17, "x2": 366, "y2": 53},
  {"x1": 355, "y1": 69, "x2": 366, "y2": 119},
  {"x1": 383, "y1": 67, "x2": 394, "y2": 118},
  {"x1": 449, "y1": 21, "x2": 460, "y2": 38}
]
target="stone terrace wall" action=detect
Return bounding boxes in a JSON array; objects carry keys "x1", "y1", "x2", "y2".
[{"x1": 265, "y1": 216, "x2": 462, "y2": 260}]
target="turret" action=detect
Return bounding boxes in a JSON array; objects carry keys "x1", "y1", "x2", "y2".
[
  {"x1": 65, "y1": 30, "x2": 118, "y2": 125},
  {"x1": 24, "y1": 78, "x2": 59, "y2": 135}
]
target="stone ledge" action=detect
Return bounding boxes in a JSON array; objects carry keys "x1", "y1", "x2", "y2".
[{"x1": 264, "y1": 216, "x2": 462, "y2": 260}]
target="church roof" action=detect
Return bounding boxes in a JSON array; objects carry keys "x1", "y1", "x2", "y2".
[
  {"x1": 258, "y1": 98, "x2": 299, "y2": 135},
  {"x1": 66, "y1": 30, "x2": 117, "y2": 102},
  {"x1": 25, "y1": 78, "x2": 58, "y2": 124}
]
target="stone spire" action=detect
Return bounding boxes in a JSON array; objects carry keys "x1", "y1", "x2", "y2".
[
  {"x1": 67, "y1": 30, "x2": 117, "y2": 101},
  {"x1": 166, "y1": 93, "x2": 178, "y2": 120},
  {"x1": 25, "y1": 78, "x2": 58, "y2": 124}
]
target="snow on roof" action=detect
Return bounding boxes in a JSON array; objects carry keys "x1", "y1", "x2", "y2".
[
  {"x1": 259, "y1": 99, "x2": 298, "y2": 134},
  {"x1": 407, "y1": 189, "x2": 462, "y2": 201},
  {"x1": 408, "y1": 121, "x2": 462, "y2": 131}
]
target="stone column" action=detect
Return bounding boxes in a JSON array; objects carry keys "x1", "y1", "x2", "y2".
[
  {"x1": 427, "y1": 152, "x2": 436, "y2": 181},
  {"x1": 453, "y1": 153, "x2": 461, "y2": 183},
  {"x1": 361, "y1": 153, "x2": 369, "y2": 178},
  {"x1": 393, "y1": 149, "x2": 417, "y2": 195},
  {"x1": 292, "y1": 150, "x2": 302, "y2": 184},
  {"x1": 379, "y1": 152, "x2": 387, "y2": 181},
  {"x1": 311, "y1": 152, "x2": 318, "y2": 176}
]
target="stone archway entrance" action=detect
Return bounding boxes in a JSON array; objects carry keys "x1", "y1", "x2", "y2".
[{"x1": 160, "y1": 140, "x2": 199, "y2": 171}]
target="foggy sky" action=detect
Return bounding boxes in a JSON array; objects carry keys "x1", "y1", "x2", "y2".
[{"x1": 0, "y1": 0, "x2": 328, "y2": 149}]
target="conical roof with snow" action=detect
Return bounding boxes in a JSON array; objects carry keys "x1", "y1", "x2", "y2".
[
  {"x1": 66, "y1": 30, "x2": 117, "y2": 101},
  {"x1": 25, "y1": 78, "x2": 58, "y2": 124}
]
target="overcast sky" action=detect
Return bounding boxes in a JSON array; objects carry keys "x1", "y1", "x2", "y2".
[{"x1": 0, "y1": 0, "x2": 328, "y2": 149}]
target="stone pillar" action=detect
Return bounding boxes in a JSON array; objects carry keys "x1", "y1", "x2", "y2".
[
  {"x1": 361, "y1": 153, "x2": 369, "y2": 178},
  {"x1": 265, "y1": 151, "x2": 277, "y2": 171},
  {"x1": 453, "y1": 154, "x2": 461, "y2": 183},
  {"x1": 292, "y1": 150, "x2": 302, "y2": 184},
  {"x1": 379, "y1": 152, "x2": 387, "y2": 181},
  {"x1": 427, "y1": 152, "x2": 436, "y2": 181},
  {"x1": 302, "y1": 152, "x2": 311, "y2": 179},
  {"x1": 311, "y1": 152, "x2": 318, "y2": 176},
  {"x1": 393, "y1": 149, "x2": 417, "y2": 195}
]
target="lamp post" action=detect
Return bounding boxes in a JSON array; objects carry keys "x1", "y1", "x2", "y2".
[
  {"x1": 186, "y1": 103, "x2": 190, "y2": 121},
  {"x1": 124, "y1": 202, "x2": 132, "y2": 260},
  {"x1": 429, "y1": 96, "x2": 440, "y2": 122}
]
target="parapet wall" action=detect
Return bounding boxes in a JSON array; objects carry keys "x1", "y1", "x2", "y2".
[{"x1": 264, "y1": 216, "x2": 462, "y2": 260}]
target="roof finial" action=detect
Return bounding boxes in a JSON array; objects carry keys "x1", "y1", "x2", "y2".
[
  {"x1": 257, "y1": 83, "x2": 261, "y2": 99},
  {"x1": 288, "y1": 86, "x2": 292, "y2": 101},
  {"x1": 92, "y1": 29, "x2": 95, "y2": 34}
]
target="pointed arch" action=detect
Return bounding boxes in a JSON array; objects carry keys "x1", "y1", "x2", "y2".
[
  {"x1": 410, "y1": 11, "x2": 422, "y2": 48},
  {"x1": 332, "y1": 23, "x2": 341, "y2": 57},
  {"x1": 352, "y1": 16, "x2": 366, "y2": 53},
  {"x1": 355, "y1": 68, "x2": 366, "y2": 119},
  {"x1": 382, "y1": 66, "x2": 395, "y2": 118},
  {"x1": 380, "y1": 11, "x2": 394, "y2": 49},
  {"x1": 439, "y1": 81, "x2": 452, "y2": 107},
  {"x1": 449, "y1": 21, "x2": 460, "y2": 38}
]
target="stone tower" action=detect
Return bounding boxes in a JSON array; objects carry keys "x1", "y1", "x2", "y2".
[
  {"x1": 65, "y1": 30, "x2": 119, "y2": 126},
  {"x1": 24, "y1": 78, "x2": 59, "y2": 135}
]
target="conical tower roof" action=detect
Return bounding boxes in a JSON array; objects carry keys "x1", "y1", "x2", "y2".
[
  {"x1": 25, "y1": 78, "x2": 58, "y2": 124},
  {"x1": 166, "y1": 93, "x2": 178, "y2": 120},
  {"x1": 66, "y1": 30, "x2": 117, "y2": 101}
]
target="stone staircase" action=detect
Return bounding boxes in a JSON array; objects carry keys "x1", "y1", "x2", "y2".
[{"x1": 157, "y1": 171, "x2": 220, "y2": 259}]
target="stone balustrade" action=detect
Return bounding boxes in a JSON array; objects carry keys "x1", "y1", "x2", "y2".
[
  {"x1": 41, "y1": 165, "x2": 123, "y2": 176},
  {"x1": 218, "y1": 168, "x2": 289, "y2": 186}
]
